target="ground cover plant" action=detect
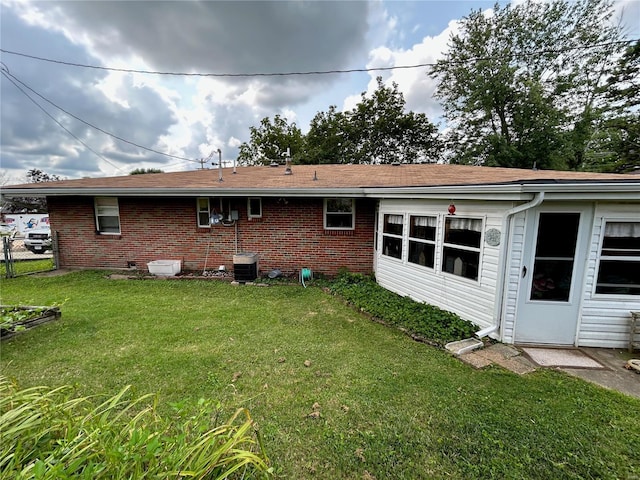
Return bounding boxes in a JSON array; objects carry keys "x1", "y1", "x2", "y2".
[
  {"x1": 329, "y1": 272, "x2": 476, "y2": 346},
  {"x1": 1, "y1": 271, "x2": 639, "y2": 479}
]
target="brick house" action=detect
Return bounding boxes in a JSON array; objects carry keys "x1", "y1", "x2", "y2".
[{"x1": 3, "y1": 163, "x2": 639, "y2": 348}]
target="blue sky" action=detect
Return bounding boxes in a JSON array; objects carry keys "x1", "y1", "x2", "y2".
[{"x1": 1, "y1": 0, "x2": 638, "y2": 181}]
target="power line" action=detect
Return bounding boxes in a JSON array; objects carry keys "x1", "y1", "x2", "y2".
[
  {"x1": 1, "y1": 39, "x2": 636, "y2": 78},
  {"x1": 1, "y1": 68, "x2": 126, "y2": 173},
  {"x1": 1, "y1": 69, "x2": 200, "y2": 164}
]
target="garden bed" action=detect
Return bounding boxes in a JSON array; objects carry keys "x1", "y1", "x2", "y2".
[{"x1": 1, "y1": 305, "x2": 61, "y2": 339}]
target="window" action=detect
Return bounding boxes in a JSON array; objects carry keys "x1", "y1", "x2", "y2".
[
  {"x1": 197, "y1": 198, "x2": 210, "y2": 227},
  {"x1": 95, "y1": 197, "x2": 120, "y2": 234},
  {"x1": 595, "y1": 221, "x2": 640, "y2": 295},
  {"x1": 324, "y1": 198, "x2": 355, "y2": 230},
  {"x1": 248, "y1": 197, "x2": 262, "y2": 219},
  {"x1": 382, "y1": 214, "x2": 403, "y2": 259},
  {"x1": 442, "y1": 217, "x2": 482, "y2": 280},
  {"x1": 408, "y1": 215, "x2": 436, "y2": 268}
]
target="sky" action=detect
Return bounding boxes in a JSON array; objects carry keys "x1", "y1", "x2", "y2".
[{"x1": 1, "y1": 0, "x2": 639, "y2": 182}]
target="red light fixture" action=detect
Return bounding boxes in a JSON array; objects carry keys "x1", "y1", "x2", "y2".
[{"x1": 448, "y1": 204, "x2": 456, "y2": 215}]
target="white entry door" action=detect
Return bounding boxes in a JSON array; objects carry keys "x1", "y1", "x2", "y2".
[{"x1": 514, "y1": 205, "x2": 592, "y2": 345}]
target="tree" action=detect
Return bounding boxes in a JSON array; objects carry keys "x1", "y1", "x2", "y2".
[
  {"x1": 302, "y1": 77, "x2": 441, "y2": 164},
  {"x1": 583, "y1": 40, "x2": 640, "y2": 172},
  {"x1": 237, "y1": 115, "x2": 304, "y2": 166},
  {"x1": 130, "y1": 168, "x2": 164, "y2": 175},
  {"x1": 1, "y1": 169, "x2": 61, "y2": 213},
  {"x1": 430, "y1": 0, "x2": 626, "y2": 170}
]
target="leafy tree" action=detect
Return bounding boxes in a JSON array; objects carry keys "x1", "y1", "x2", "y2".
[
  {"x1": 130, "y1": 168, "x2": 164, "y2": 175},
  {"x1": 345, "y1": 77, "x2": 441, "y2": 164},
  {"x1": 1, "y1": 169, "x2": 61, "y2": 213},
  {"x1": 302, "y1": 106, "x2": 351, "y2": 164},
  {"x1": 302, "y1": 78, "x2": 441, "y2": 164},
  {"x1": 237, "y1": 115, "x2": 304, "y2": 166},
  {"x1": 583, "y1": 40, "x2": 640, "y2": 172},
  {"x1": 430, "y1": 0, "x2": 626, "y2": 170}
]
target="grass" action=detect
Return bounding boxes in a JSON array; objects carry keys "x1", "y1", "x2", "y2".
[
  {"x1": 0, "y1": 258, "x2": 55, "y2": 277},
  {"x1": 1, "y1": 271, "x2": 639, "y2": 479}
]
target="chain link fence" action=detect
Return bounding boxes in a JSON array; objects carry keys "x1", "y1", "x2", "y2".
[{"x1": 2, "y1": 232, "x2": 57, "y2": 278}]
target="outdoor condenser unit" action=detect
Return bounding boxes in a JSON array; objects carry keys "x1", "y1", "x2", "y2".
[{"x1": 233, "y1": 253, "x2": 259, "y2": 282}]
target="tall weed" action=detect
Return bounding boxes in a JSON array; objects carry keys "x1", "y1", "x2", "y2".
[{"x1": 0, "y1": 377, "x2": 271, "y2": 479}]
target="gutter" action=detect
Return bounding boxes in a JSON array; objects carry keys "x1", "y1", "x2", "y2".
[{"x1": 483, "y1": 191, "x2": 545, "y2": 340}]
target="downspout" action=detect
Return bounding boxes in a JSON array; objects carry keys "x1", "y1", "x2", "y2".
[{"x1": 478, "y1": 191, "x2": 545, "y2": 339}]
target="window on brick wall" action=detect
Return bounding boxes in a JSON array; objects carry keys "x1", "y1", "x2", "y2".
[
  {"x1": 248, "y1": 197, "x2": 262, "y2": 219},
  {"x1": 95, "y1": 197, "x2": 120, "y2": 234},
  {"x1": 382, "y1": 214, "x2": 403, "y2": 259},
  {"x1": 197, "y1": 198, "x2": 210, "y2": 227},
  {"x1": 595, "y1": 221, "x2": 640, "y2": 295},
  {"x1": 442, "y1": 217, "x2": 482, "y2": 280},
  {"x1": 324, "y1": 198, "x2": 355, "y2": 230},
  {"x1": 408, "y1": 215, "x2": 436, "y2": 268}
]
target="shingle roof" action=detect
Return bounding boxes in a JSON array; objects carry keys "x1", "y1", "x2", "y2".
[{"x1": 3, "y1": 163, "x2": 639, "y2": 193}]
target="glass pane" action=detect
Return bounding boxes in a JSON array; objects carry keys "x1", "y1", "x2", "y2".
[
  {"x1": 197, "y1": 198, "x2": 209, "y2": 212},
  {"x1": 326, "y1": 198, "x2": 353, "y2": 213},
  {"x1": 98, "y1": 216, "x2": 120, "y2": 233},
  {"x1": 442, "y1": 247, "x2": 479, "y2": 280},
  {"x1": 383, "y1": 214, "x2": 403, "y2": 235},
  {"x1": 199, "y1": 212, "x2": 210, "y2": 226},
  {"x1": 602, "y1": 222, "x2": 640, "y2": 256},
  {"x1": 596, "y1": 260, "x2": 640, "y2": 295},
  {"x1": 382, "y1": 236, "x2": 402, "y2": 259},
  {"x1": 408, "y1": 241, "x2": 435, "y2": 268},
  {"x1": 410, "y1": 216, "x2": 436, "y2": 241},
  {"x1": 326, "y1": 213, "x2": 353, "y2": 229},
  {"x1": 444, "y1": 217, "x2": 481, "y2": 248},
  {"x1": 535, "y1": 213, "x2": 579, "y2": 258},
  {"x1": 249, "y1": 198, "x2": 261, "y2": 216},
  {"x1": 530, "y1": 259, "x2": 574, "y2": 301}
]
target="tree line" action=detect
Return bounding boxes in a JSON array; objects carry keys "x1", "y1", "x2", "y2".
[{"x1": 238, "y1": 0, "x2": 639, "y2": 173}]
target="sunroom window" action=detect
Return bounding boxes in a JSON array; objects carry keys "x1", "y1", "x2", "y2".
[
  {"x1": 442, "y1": 217, "x2": 482, "y2": 280},
  {"x1": 408, "y1": 215, "x2": 436, "y2": 268},
  {"x1": 324, "y1": 198, "x2": 355, "y2": 230},
  {"x1": 95, "y1": 197, "x2": 120, "y2": 234},
  {"x1": 595, "y1": 221, "x2": 640, "y2": 295},
  {"x1": 382, "y1": 214, "x2": 403, "y2": 259}
]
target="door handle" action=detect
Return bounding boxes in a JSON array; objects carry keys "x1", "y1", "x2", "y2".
[{"x1": 522, "y1": 266, "x2": 527, "y2": 278}]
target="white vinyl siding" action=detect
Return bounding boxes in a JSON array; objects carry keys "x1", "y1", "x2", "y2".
[
  {"x1": 376, "y1": 199, "x2": 507, "y2": 331},
  {"x1": 578, "y1": 205, "x2": 640, "y2": 348}
]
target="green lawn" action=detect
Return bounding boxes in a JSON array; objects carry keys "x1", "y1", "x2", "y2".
[{"x1": 1, "y1": 271, "x2": 638, "y2": 479}]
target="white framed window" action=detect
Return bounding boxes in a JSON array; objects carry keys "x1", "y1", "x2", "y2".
[
  {"x1": 382, "y1": 214, "x2": 403, "y2": 260},
  {"x1": 197, "y1": 198, "x2": 210, "y2": 227},
  {"x1": 248, "y1": 197, "x2": 262, "y2": 219},
  {"x1": 95, "y1": 197, "x2": 120, "y2": 234},
  {"x1": 595, "y1": 221, "x2": 640, "y2": 295},
  {"x1": 442, "y1": 217, "x2": 482, "y2": 280},
  {"x1": 324, "y1": 198, "x2": 355, "y2": 230},
  {"x1": 408, "y1": 215, "x2": 437, "y2": 268}
]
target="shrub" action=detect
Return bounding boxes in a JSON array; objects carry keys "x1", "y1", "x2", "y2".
[
  {"x1": 329, "y1": 272, "x2": 476, "y2": 346},
  {"x1": 0, "y1": 377, "x2": 272, "y2": 479}
]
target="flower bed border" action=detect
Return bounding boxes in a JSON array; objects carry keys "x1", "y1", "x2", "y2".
[{"x1": 0, "y1": 305, "x2": 61, "y2": 339}]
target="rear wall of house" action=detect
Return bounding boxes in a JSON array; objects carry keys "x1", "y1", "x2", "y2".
[{"x1": 47, "y1": 196, "x2": 375, "y2": 277}]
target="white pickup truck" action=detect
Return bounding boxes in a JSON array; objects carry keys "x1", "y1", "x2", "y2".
[{"x1": 23, "y1": 226, "x2": 52, "y2": 254}]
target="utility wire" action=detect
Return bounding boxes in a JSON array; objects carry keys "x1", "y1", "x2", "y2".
[
  {"x1": 1, "y1": 39, "x2": 636, "y2": 78},
  {"x1": 2, "y1": 69, "x2": 200, "y2": 164},
  {"x1": 1, "y1": 68, "x2": 126, "y2": 173}
]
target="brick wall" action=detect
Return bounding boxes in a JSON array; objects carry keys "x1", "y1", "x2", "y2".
[{"x1": 47, "y1": 196, "x2": 376, "y2": 276}]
